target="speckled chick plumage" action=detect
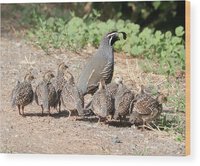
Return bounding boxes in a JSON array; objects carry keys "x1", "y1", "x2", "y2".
[
  {"x1": 61, "y1": 70, "x2": 85, "y2": 117},
  {"x1": 106, "y1": 76, "x2": 123, "y2": 98},
  {"x1": 114, "y1": 81, "x2": 135, "y2": 121},
  {"x1": 91, "y1": 79, "x2": 115, "y2": 122},
  {"x1": 11, "y1": 73, "x2": 34, "y2": 115},
  {"x1": 55, "y1": 63, "x2": 69, "y2": 92},
  {"x1": 35, "y1": 71, "x2": 57, "y2": 115},
  {"x1": 55, "y1": 63, "x2": 71, "y2": 112},
  {"x1": 129, "y1": 85, "x2": 167, "y2": 128}
]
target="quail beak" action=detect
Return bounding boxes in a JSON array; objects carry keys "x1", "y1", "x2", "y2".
[{"x1": 118, "y1": 32, "x2": 127, "y2": 40}]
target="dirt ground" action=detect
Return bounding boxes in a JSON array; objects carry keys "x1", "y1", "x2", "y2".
[{"x1": 0, "y1": 24, "x2": 185, "y2": 155}]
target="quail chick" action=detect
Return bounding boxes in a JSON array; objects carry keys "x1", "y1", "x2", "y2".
[
  {"x1": 55, "y1": 62, "x2": 70, "y2": 112},
  {"x1": 11, "y1": 73, "x2": 34, "y2": 116},
  {"x1": 91, "y1": 79, "x2": 115, "y2": 123},
  {"x1": 106, "y1": 76, "x2": 123, "y2": 98},
  {"x1": 114, "y1": 80, "x2": 135, "y2": 122},
  {"x1": 55, "y1": 63, "x2": 68, "y2": 91},
  {"x1": 84, "y1": 76, "x2": 123, "y2": 111},
  {"x1": 55, "y1": 62, "x2": 75, "y2": 89},
  {"x1": 129, "y1": 85, "x2": 167, "y2": 130},
  {"x1": 35, "y1": 71, "x2": 57, "y2": 116},
  {"x1": 61, "y1": 69, "x2": 85, "y2": 119}
]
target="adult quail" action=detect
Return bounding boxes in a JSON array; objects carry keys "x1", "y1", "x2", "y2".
[
  {"x1": 11, "y1": 73, "x2": 34, "y2": 116},
  {"x1": 106, "y1": 75, "x2": 123, "y2": 98},
  {"x1": 55, "y1": 62, "x2": 71, "y2": 112},
  {"x1": 129, "y1": 85, "x2": 167, "y2": 130},
  {"x1": 61, "y1": 69, "x2": 85, "y2": 119},
  {"x1": 91, "y1": 79, "x2": 115, "y2": 123},
  {"x1": 77, "y1": 31, "x2": 127, "y2": 96},
  {"x1": 35, "y1": 71, "x2": 58, "y2": 116},
  {"x1": 113, "y1": 80, "x2": 135, "y2": 122}
]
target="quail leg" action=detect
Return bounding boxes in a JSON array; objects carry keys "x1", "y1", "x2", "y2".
[
  {"x1": 139, "y1": 122, "x2": 156, "y2": 131},
  {"x1": 41, "y1": 105, "x2": 44, "y2": 116},
  {"x1": 21, "y1": 106, "x2": 25, "y2": 116},
  {"x1": 106, "y1": 115, "x2": 112, "y2": 121},
  {"x1": 67, "y1": 110, "x2": 72, "y2": 119},
  {"x1": 67, "y1": 110, "x2": 78, "y2": 121},
  {"x1": 142, "y1": 120, "x2": 145, "y2": 131},
  {"x1": 119, "y1": 115, "x2": 123, "y2": 123},
  {"x1": 58, "y1": 100, "x2": 61, "y2": 113},
  {"x1": 17, "y1": 105, "x2": 21, "y2": 115},
  {"x1": 145, "y1": 122, "x2": 158, "y2": 132},
  {"x1": 98, "y1": 117, "x2": 106, "y2": 125},
  {"x1": 151, "y1": 121, "x2": 161, "y2": 131},
  {"x1": 97, "y1": 117, "x2": 101, "y2": 124},
  {"x1": 48, "y1": 107, "x2": 52, "y2": 116}
]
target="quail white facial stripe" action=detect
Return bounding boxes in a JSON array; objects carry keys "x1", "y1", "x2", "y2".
[
  {"x1": 107, "y1": 32, "x2": 118, "y2": 46},
  {"x1": 106, "y1": 32, "x2": 118, "y2": 38},
  {"x1": 109, "y1": 36, "x2": 113, "y2": 46}
]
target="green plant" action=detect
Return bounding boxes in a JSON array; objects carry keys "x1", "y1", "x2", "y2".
[
  {"x1": 25, "y1": 7, "x2": 185, "y2": 76},
  {"x1": 157, "y1": 112, "x2": 185, "y2": 136},
  {"x1": 176, "y1": 134, "x2": 184, "y2": 142}
]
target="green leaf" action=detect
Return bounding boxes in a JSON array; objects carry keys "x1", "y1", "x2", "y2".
[
  {"x1": 165, "y1": 31, "x2": 172, "y2": 38},
  {"x1": 175, "y1": 26, "x2": 184, "y2": 36},
  {"x1": 171, "y1": 36, "x2": 182, "y2": 45},
  {"x1": 152, "y1": 1, "x2": 161, "y2": 10},
  {"x1": 161, "y1": 51, "x2": 167, "y2": 58},
  {"x1": 46, "y1": 17, "x2": 55, "y2": 29}
]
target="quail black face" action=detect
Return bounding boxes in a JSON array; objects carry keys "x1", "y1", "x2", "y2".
[{"x1": 106, "y1": 31, "x2": 127, "y2": 46}]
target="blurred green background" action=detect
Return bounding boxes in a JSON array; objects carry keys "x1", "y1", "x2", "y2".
[
  {"x1": 2, "y1": 1, "x2": 185, "y2": 32},
  {"x1": 1, "y1": 1, "x2": 185, "y2": 76}
]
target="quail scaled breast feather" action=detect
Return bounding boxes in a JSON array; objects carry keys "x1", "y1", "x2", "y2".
[{"x1": 77, "y1": 31, "x2": 127, "y2": 96}]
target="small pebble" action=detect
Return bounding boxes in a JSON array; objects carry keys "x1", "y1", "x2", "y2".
[{"x1": 112, "y1": 136, "x2": 122, "y2": 144}]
